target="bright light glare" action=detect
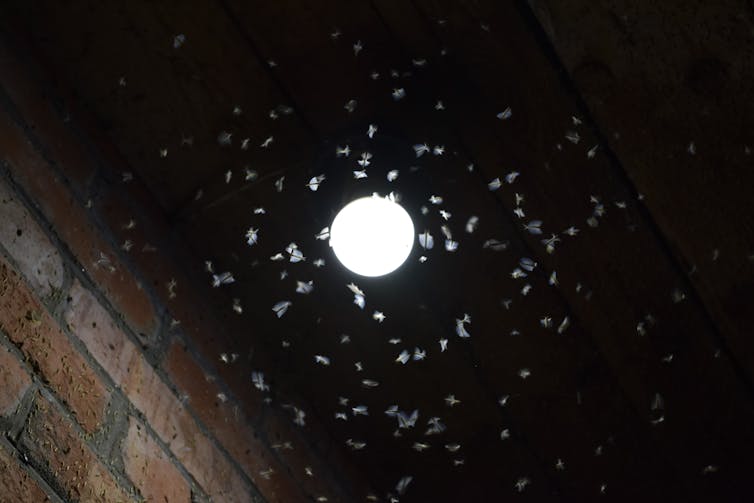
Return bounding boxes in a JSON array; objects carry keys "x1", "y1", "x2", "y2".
[{"x1": 330, "y1": 195, "x2": 414, "y2": 277}]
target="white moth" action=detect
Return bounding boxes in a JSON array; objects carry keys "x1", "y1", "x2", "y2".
[
  {"x1": 272, "y1": 300, "x2": 292, "y2": 318},
  {"x1": 396, "y1": 350, "x2": 410, "y2": 364},
  {"x1": 413, "y1": 143, "x2": 430, "y2": 157},
  {"x1": 245, "y1": 227, "x2": 259, "y2": 246},
  {"x1": 251, "y1": 371, "x2": 269, "y2": 392},
  {"x1": 307, "y1": 175, "x2": 325, "y2": 191},
  {"x1": 497, "y1": 107, "x2": 512, "y2": 120},
  {"x1": 212, "y1": 272, "x2": 235, "y2": 288},
  {"x1": 418, "y1": 231, "x2": 434, "y2": 250},
  {"x1": 336, "y1": 145, "x2": 351, "y2": 157},
  {"x1": 314, "y1": 355, "x2": 330, "y2": 366},
  {"x1": 465, "y1": 216, "x2": 479, "y2": 233},
  {"x1": 296, "y1": 281, "x2": 314, "y2": 294},
  {"x1": 315, "y1": 227, "x2": 330, "y2": 240},
  {"x1": 285, "y1": 242, "x2": 305, "y2": 263}
]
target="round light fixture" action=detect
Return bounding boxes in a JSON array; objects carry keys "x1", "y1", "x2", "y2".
[{"x1": 330, "y1": 195, "x2": 414, "y2": 277}]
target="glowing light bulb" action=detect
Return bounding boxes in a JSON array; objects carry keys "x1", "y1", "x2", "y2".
[{"x1": 330, "y1": 195, "x2": 414, "y2": 277}]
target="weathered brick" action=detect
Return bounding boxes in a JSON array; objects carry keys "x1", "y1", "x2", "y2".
[
  {"x1": 0, "y1": 259, "x2": 108, "y2": 433},
  {"x1": 123, "y1": 416, "x2": 191, "y2": 503},
  {"x1": 21, "y1": 391, "x2": 131, "y2": 502},
  {"x1": 0, "y1": 179, "x2": 64, "y2": 299},
  {"x1": 0, "y1": 440, "x2": 52, "y2": 503},
  {"x1": 64, "y1": 282, "x2": 256, "y2": 502},
  {"x1": 0, "y1": 110, "x2": 157, "y2": 339},
  {"x1": 0, "y1": 345, "x2": 31, "y2": 417},
  {"x1": 163, "y1": 340, "x2": 308, "y2": 503}
]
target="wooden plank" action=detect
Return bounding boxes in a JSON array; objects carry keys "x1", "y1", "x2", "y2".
[
  {"x1": 522, "y1": 0, "x2": 754, "y2": 385},
  {"x1": 373, "y1": 0, "x2": 754, "y2": 499},
  {"x1": 2, "y1": 0, "x2": 315, "y2": 213},
  {"x1": 214, "y1": 3, "x2": 692, "y2": 500}
]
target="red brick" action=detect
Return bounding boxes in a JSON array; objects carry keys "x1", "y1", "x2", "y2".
[
  {"x1": 0, "y1": 440, "x2": 52, "y2": 503},
  {"x1": 0, "y1": 180, "x2": 64, "y2": 299},
  {"x1": 0, "y1": 110, "x2": 157, "y2": 338},
  {"x1": 22, "y1": 391, "x2": 131, "y2": 502},
  {"x1": 0, "y1": 346, "x2": 31, "y2": 417},
  {"x1": 163, "y1": 341, "x2": 309, "y2": 503},
  {"x1": 123, "y1": 417, "x2": 191, "y2": 503},
  {"x1": 0, "y1": 259, "x2": 108, "y2": 433},
  {"x1": 64, "y1": 282, "x2": 255, "y2": 502}
]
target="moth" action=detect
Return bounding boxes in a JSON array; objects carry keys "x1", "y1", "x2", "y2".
[
  {"x1": 565, "y1": 131, "x2": 580, "y2": 144},
  {"x1": 397, "y1": 409, "x2": 419, "y2": 429},
  {"x1": 314, "y1": 355, "x2": 331, "y2": 366},
  {"x1": 497, "y1": 107, "x2": 512, "y2": 120},
  {"x1": 251, "y1": 371, "x2": 269, "y2": 392},
  {"x1": 396, "y1": 476, "x2": 413, "y2": 495},
  {"x1": 361, "y1": 379, "x2": 379, "y2": 388},
  {"x1": 482, "y1": 239, "x2": 508, "y2": 251},
  {"x1": 315, "y1": 227, "x2": 330, "y2": 240},
  {"x1": 413, "y1": 143, "x2": 430, "y2": 157},
  {"x1": 336, "y1": 145, "x2": 351, "y2": 157},
  {"x1": 418, "y1": 231, "x2": 434, "y2": 250},
  {"x1": 173, "y1": 34, "x2": 186, "y2": 48},
  {"x1": 352, "y1": 405, "x2": 369, "y2": 416},
  {"x1": 357, "y1": 151, "x2": 373, "y2": 167},
  {"x1": 260, "y1": 136, "x2": 274, "y2": 148},
  {"x1": 523, "y1": 220, "x2": 543, "y2": 235},
  {"x1": 272, "y1": 300, "x2": 292, "y2": 318},
  {"x1": 455, "y1": 314, "x2": 471, "y2": 338},
  {"x1": 245, "y1": 227, "x2": 259, "y2": 246},
  {"x1": 396, "y1": 350, "x2": 410, "y2": 364},
  {"x1": 296, "y1": 281, "x2": 314, "y2": 294},
  {"x1": 212, "y1": 272, "x2": 235, "y2": 288},
  {"x1": 445, "y1": 394, "x2": 460, "y2": 406},
  {"x1": 425, "y1": 417, "x2": 446, "y2": 435},
  {"x1": 285, "y1": 242, "x2": 305, "y2": 263},
  {"x1": 465, "y1": 216, "x2": 479, "y2": 233},
  {"x1": 392, "y1": 88, "x2": 406, "y2": 100},
  {"x1": 307, "y1": 175, "x2": 325, "y2": 191}
]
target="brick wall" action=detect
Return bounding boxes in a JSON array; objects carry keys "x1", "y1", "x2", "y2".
[{"x1": 0, "y1": 35, "x2": 368, "y2": 503}]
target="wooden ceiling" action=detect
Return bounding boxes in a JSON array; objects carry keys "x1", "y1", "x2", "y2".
[{"x1": 4, "y1": 0, "x2": 753, "y2": 501}]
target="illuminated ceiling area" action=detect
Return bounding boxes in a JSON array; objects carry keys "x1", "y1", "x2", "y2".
[{"x1": 4, "y1": 0, "x2": 753, "y2": 501}]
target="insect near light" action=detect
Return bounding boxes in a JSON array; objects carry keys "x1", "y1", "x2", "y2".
[{"x1": 329, "y1": 194, "x2": 414, "y2": 277}]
